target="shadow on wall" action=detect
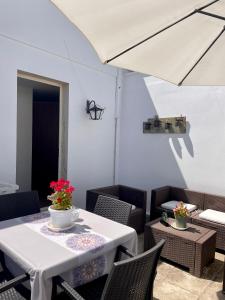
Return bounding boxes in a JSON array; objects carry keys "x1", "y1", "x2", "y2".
[
  {"x1": 119, "y1": 73, "x2": 193, "y2": 211},
  {"x1": 170, "y1": 122, "x2": 194, "y2": 159}
]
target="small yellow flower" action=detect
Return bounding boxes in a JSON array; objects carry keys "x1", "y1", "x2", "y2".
[{"x1": 173, "y1": 201, "x2": 189, "y2": 217}]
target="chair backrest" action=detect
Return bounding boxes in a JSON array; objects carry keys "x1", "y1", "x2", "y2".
[
  {"x1": 94, "y1": 195, "x2": 132, "y2": 225},
  {"x1": 119, "y1": 185, "x2": 147, "y2": 210},
  {"x1": 0, "y1": 191, "x2": 40, "y2": 221},
  {"x1": 101, "y1": 239, "x2": 165, "y2": 300}
]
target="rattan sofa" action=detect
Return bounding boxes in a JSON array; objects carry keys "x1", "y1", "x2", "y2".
[
  {"x1": 86, "y1": 185, "x2": 147, "y2": 233},
  {"x1": 150, "y1": 186, "x2": 225, "y2": 251},
  {"x1": 150, "y1": 186, "x2": 204, "y2": 220}
]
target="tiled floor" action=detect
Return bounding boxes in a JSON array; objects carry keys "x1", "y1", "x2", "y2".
[{"x1": 138, "y1": 234, "x2": 225, "y2": 300}]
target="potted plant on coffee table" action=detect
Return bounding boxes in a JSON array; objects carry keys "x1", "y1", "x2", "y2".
[
  {"x1": 173, "y1": 202, "x2": 189, "y2": 229},
  {"x1": 48, "y1": 179, "x2": 78, "y2": 229}
]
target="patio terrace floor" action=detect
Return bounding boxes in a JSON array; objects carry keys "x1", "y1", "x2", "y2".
[{"x1": 138, "y1": 234, "x2": 225, "y2": 300}]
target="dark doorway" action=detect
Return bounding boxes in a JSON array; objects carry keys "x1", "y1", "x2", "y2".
[{"x1": 32, "y1": 88, "x2": 60, "y2": 207}]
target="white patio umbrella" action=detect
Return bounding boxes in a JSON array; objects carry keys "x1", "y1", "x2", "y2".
[{"x1": 50, "y1": 0, "x2": 225, "y2": 86}]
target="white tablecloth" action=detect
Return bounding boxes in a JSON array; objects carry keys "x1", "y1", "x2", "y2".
[{"x1": 0, "y1": 209, "x2": 137, "y2": 300}]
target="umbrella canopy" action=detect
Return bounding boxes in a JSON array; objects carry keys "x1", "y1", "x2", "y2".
[{"x1": 51, "y1": 0, "x2": 225, "y2": 85}]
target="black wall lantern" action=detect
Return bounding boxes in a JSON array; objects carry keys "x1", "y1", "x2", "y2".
[{"x1": 86, "y1": 100, "x2": 104, "y2": 120}]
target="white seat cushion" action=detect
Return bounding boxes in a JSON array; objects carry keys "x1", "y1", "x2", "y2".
[
  {"x1": 161, "y1": 200, "x2": 197, "y2": 212},
  {"x1": 131, "y1": 205, "x2": 136, "y2": 210},
  {"x1": 199, "y1": 209, "x2": 225, "y2": 225}
]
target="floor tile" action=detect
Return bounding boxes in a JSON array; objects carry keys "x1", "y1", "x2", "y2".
[
  {"x1": 153, "y1": 279, "x2": 198, "y2": 300},
  {"x1": 198, "y1": 280, "x2": 224, "y2": 300},
  {"x1": 166, "y1": 266, "x2": 212, "y2": 296},
  {"x1": 137, "y1": 234, "x2": 224, "y2": 299}
]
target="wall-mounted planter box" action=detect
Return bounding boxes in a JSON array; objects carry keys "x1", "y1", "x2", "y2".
[{"x1": 143, "y1": 116, "x2": 186, "y2": 134}]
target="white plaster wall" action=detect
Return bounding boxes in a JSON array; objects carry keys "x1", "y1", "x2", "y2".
[
  {"x1": 0, "y1": 0, "x2": 117, "y2": 208},
  {"x1": 119, "y1": 73, "x2": 225, "y2": 212},
  {"x1": 16, "y1": 85, "x2": 33, "y2": 191}
]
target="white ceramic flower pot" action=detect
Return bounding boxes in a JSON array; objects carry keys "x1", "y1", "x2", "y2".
[
  {"x1": 48, "y1": 206, "x2": 79, "y2": 228},
  {"x1": 175, "y1": 215, "x2": 187, "y2": 229}
]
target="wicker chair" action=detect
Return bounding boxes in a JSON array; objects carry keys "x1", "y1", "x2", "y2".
[
  {"x1": 0, "y1": 191, "x2": 40, "y2": 221},
  {"x1": 94, "y1": 195, "x2": 132, "y2": 226},
  {"x1": 0, "y1": 191, "x2": 40, "y2": 299},
  {"x1": 53, "y1": 239, "x2": 165, "y2": 300},
  {"x1": 86, "y1": 185, "x2": 147, "y2": 233}
]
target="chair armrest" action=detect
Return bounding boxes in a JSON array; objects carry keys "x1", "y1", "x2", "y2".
[
  {"x1": 150, "y1": 186, "x2": 170, "y2": 220},
  {"x1": 53, "y1": 276, "x2": 85, "y2": 300},
  {"x1": 86, "y1": 190, "x2": 99, "y2": 212},
  {"x1": 0, "y1": 273, "x2": 29, "y2": 293},
  {"x1": 114, "y1": 245, "x2": 135, "y2": 261},
  {"x1": 117, "y1": 245, "x2": 135, "y2": 258}
]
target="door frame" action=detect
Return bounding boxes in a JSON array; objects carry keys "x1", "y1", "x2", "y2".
[{"x1": 17, "y1": 71, "x2": 68, "y2": 180}]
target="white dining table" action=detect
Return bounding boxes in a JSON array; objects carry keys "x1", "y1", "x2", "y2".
[{"x1": 0, "y1": 209, "x2": 137, "y2": 300}]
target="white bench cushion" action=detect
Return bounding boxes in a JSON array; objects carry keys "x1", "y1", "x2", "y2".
[
  {"x1": 199, "y1": 209, "x2": 225, "y2": 225},
  {"x1": 161, "y1": 200, "x2": 197, "y2": 212}
]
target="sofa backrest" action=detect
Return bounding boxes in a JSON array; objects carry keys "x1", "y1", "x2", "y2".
[
  {"x1": 151, "y1": 185, "x2": 225, "y2": 221},
  {"x1": 204, "y1": 194, "x2": 225, "y2": 212},
  {"x1": 170, "y1": 187, "x2": 204, "y2": 210}
]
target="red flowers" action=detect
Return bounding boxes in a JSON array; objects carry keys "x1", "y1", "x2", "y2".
[
  {"x1": 49, "y1": 178, "x2": 76, "y2": 210},
  {"x1": 50, "y1": 178, "x2": 73, "y2": 192}
]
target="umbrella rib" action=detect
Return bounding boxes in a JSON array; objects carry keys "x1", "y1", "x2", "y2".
[
  {"x1": 178, "y1": 26, "x2": 225, "y2": 86},
  {"x1": 106, "y1": 0, "x2": 219, "y2": 63}
]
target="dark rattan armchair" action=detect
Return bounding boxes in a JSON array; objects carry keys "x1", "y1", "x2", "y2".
[
  {"x1": 53, "y1": 239, "x2": 165, "y2": 300},
  {"x1": 86, "y1": 185, "x2": 147, "y2": 233},
  {"x1": 0, "y1": 191, "x2": 40, "y2": 299},
  {"x1": 94, "y1": 195, "x2": 132, "y2": 226}
]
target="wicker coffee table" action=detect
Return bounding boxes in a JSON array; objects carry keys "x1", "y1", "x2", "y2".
[{"x1": 144, "y1": 218, "x2": 216, "y2": 277}]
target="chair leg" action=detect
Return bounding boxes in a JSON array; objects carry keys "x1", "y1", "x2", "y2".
[
  {"x1": 144, "y1": 283, "x2": 153, "y2": 300},
  {"x1": 52, "y1": 278, "x2": 58, "y2": 299}
]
